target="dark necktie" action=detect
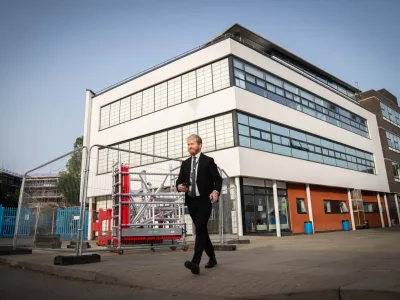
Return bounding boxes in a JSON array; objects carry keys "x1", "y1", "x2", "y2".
[{"x1": 191, "y1": 156, "x2": 197, "y2": 198}]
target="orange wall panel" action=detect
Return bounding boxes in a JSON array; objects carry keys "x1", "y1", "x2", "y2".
[
  {"x1": 310, "y1": 186, "x2": 350, "y2": 232},
  {"x1": 362, "y1": 191, "x2": 387, "y2": 227},
  {"x1": 287, "y1": 183, "x2": 309, "y2": 234}
]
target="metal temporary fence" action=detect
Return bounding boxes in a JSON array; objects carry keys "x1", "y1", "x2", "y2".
[
  {"x1": 12, "y1": 143, "x2": 240, "y2": 255},
  {"x1": 56, "y1": 207, "x2": 88, "y2": 240},
  {"x1": 84, "y1": 145, "x2": 240, "y2": 255},
  {"x1": 13, "y1": 146, "x2": 89, "y2": 252},
  {"x1": 0, "y1": 205, "x2": 32, "y2": 238}
]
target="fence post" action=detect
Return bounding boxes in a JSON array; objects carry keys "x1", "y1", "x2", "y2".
[
  {"x1": 33, "y1": 204, "x2": 41, "y2": 248},
  {"x1": 13, "y1": 175, "x2": 26, "y2": 249},
  {"x1": 219, "y1": 168, "x2": 224, "y2": 245},
  {"x1": 51, "y1": 207, "x2": 56, "y2": 234},
  {"x1": 77, "y1": 147, "x2": 89, "y2": 256},
  {"x1": 0, "y1": 205, "x2": 3, "y2": 238}
]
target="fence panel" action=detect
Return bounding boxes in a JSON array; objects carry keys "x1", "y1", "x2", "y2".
[
  {"x1": 87, "y1": 145, "x2": 194, "y2": 253},
  {"x1": 13, "y1": 147, "x2": 88, "y2": 251},
  {"x1": 86, "y1": 144, "x2": 239, "y2": 255},
  {"x1": 56, "y1": 207, "x2": 88, "y2": 240},
  {"x1": 0, "y1": 207, "x2": 33, "y2": 238},
  {"x1": 0, "y1": 205, "x2": 3, "y2": 237}
]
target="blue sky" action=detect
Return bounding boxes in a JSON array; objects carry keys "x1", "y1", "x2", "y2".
[{"x1": 1, "y1": 0, "x2": 399, "y2": 174}]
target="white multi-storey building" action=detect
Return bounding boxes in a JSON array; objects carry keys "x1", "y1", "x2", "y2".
[{"x1": 83, "y1": 24, "x2": 392, "y2": 238}]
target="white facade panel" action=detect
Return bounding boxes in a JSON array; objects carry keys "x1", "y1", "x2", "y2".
[
  {"x1": 90, "y1": 88, "x2": 236, "y2": 147},
  {"x1": 234, "y1": 88, "x2": 389, "y2": 192},
  {"x1": 85, "y1": 37, "x2": 389, "y2": 199},
  {"x1": 86, "y1": 147, "x2": 240, "y2": 198},
  {"x1": 238, "y1": 147, "x2": 389, "y2": 193},
  {"x1": 230, "y1": 39, "x2": 369, "y2": 120},
  {"x1": 93, "y1": 39, "x2": 231, "y2": 108}
]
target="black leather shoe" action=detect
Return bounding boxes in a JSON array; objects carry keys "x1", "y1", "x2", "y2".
[
  {"x1": 205, "y1": 258, "x2": 217, "y2": 269},
  {"x1": 184, "y1": 261, "x2": 200, "y2": 275}
]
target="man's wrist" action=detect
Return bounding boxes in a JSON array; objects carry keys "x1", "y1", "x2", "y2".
[{"x1": 213, "y1": 190, "x2": 219, "y2": 194}]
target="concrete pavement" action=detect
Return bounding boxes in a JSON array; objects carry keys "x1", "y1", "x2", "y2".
[
  {"x1": 1, "y1": 228, "x2": 400, "y2": 299},
  {"x1": 0, "y1": 264, "x2": 227, "y2": 300}
]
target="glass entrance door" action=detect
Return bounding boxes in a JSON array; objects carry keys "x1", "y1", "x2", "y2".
[{"x1": 243, "y1": 185, "x2": 290, "y2": 234}]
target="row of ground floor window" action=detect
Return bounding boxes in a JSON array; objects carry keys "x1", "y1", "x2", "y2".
[
  {"x1": 239, "y1": 177, "x2": 400, "y2": 235},
  {"x1": 89, "y1": 178, "x2": 400, "y2": 239}
]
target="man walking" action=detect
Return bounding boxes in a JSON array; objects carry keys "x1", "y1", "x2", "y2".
[{"x1": 176, "y1": 134, "x2": 222, "y2": 275}]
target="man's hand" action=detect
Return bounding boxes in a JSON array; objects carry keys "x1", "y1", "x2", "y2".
[
  {"x1": 178, "y1": 184, "x2": 188, "y2": 193},
  {"x1": 209, "y1": 191, "x2": 219, "y2": 204}
]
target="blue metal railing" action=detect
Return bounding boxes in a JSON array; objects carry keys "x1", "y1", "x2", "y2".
[{"x1": 0, "y1": 206, "x2": 88, "y2": 240}]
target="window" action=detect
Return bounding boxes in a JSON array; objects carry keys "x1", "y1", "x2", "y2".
[
  {"x1": 99, "y1": 58, "x2": 231, "y2": 130},
  {"x1": 97, "y1": 148, "x2": 108, "y2": 173},
  {"x1": 275, "y1": 54, "x2": 356, "y2": 99},
  {"x1": 97, "y1": 113, "x2": 234, "y2": 173},
  {"x1": 129, "y1": 139, "x2": 141, "y2": 167},
  {"x1": 363, "y1": 202, "x2": 379, "y2": 213},
  {"x1": 233, "y1": 58, "x2": 368, "y2": 138},
  {"x1": 109, "y1": 101, "x2": 120, "y2": 127},
  {"x1": 108, "y1": 147, "x2": 119, "y2": 172},
  {"x1": 237, "y1": 112, "x2": 375, "y2": 174},
  {"x1": 154, "y1": 82, "x2": 168, "y2": 111},
  {"x1": 167, "y1": 77, "x2": 182, "y2": 107},
  {"x1": 386, "y1": 131, "x2": 400, "y2": 153},
  {"x1": 212, "y1": 58, "x2": 230, "y2": 92},
  {"x1": 119, "y1": 142, "x2": 130, "y2": 166},
  {"x1": 198, "y1": 119, "x2": 216, "y2": 152},
  {"x1": 381, "y1": 102, "x2": 400, "y2": 129},
  {"x1": 100, "y1": 105, "x2": 110, "y2": 130},
  {"x1": 324, "y1": 200, "x2": 349, "y2": 214},
  {"x1": 215, "y1": 114, "x2": 234, "y2": 149},
  {"x1": 168, "y1": 128, "x2": 183, "y2": 159},
  {"x1": 296, "y1": 198, "x2": 307, "y2": 214},
  {"x1": 392, "y1": 162, "x2": 400, "y2": 182},
  {"x1": 142, "y1": 87, "x2": 155, "y2": 115},
  {"x1": 182, "y1": 71, "x2": 197, "y2": 102},
  {"x1": 120, "y1": 97, "x2": 131, "y2": 123},
  {"x1": 196, "y1": 65, "x2": 213, "y2": 97},
  {"x1": 131, "y1": 93, "x2": 142, "y2": 119},
  {"x1": 154, "y1": 132, "x2": 168, "y2": 162}
]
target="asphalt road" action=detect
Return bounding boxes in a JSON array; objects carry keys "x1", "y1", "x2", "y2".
[{"x1": 0, "y1": 264, "x2": 225, "y2": 300}]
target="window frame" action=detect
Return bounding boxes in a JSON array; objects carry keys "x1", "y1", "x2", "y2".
[
  {"x1": 324, "y1": 200, "x2": 349, "y2": 214},
  {"x1": 236, "y1": 111, "x2": 376, "y2": 175},
  {"x1": 232, "y1": 56, "x2": 369, "y2": 138},
  {"x1": 296, "y1": 198, "x2": 307, "y2": 214}
]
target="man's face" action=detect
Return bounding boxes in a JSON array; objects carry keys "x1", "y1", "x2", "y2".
[{"x1": 187, "y1": 138, "x2": 201, "y2": 156}]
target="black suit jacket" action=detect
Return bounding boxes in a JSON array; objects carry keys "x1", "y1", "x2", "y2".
[{"x1": 176, "y1": 153, "x2": 222, "y2": 201}]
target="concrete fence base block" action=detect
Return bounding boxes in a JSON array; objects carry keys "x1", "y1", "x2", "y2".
[
  {"x1": 213, "y1": 244, "x2": 236, "y2": 251},
  {"x1": 53, "y1": 254, "x2": 101, "y2": 266},
  {"x1": 0, "y1": 246, "x2": 32, "y2": 256},
  {"x1": 227, "y1": 239, "x2": 251, "y2": 244}
]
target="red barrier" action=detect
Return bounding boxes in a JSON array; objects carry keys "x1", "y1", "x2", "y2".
[{"x1": 92, "y1": 208, "x2": 112, "y2": 246}]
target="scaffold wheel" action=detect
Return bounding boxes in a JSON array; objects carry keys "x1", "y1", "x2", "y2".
[
  {"x1": 182, "y1": 247, "x2": 189, "y2": 252},
  {"x1": 117, "y1": 250, "x2": 124, "y2": 255},
  {"x1": 169, "y1": 246, "x2": 177, "y2": 251}
]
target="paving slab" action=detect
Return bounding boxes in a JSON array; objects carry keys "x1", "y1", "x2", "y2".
[{"x1": 1, "y1": 228, "x2": 400, "y2": 299}]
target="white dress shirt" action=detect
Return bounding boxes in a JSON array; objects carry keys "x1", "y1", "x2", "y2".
[{"x1": 189, "y1": 152, "x2": 201, "y2": 196}]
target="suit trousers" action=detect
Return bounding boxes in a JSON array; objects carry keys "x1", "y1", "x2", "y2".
[{"x1": 186, "y1": 196, "x2": 215, "y2": 264}]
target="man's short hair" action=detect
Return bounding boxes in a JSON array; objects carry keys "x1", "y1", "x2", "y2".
[{"x1": 187, "y1": 134, "x2": 202, "y2": 145}]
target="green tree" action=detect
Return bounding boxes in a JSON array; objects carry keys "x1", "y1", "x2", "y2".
[{"x1": 57, "y1": 136, "x2": 83, "y2": 206}]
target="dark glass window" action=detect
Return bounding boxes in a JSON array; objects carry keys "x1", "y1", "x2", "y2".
[
  {"x1": 296, "y1": 198, "x2": 307, "y2": 214},
  {"x1": 324, "y1": 200, "x2": 349, "y2": 214},
  {"x1": 233, "y1": 57, "x2": 368, "y2": 138},
  {"x1": 237, "y1": 112, "x2": 375, "y2": 174}
]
